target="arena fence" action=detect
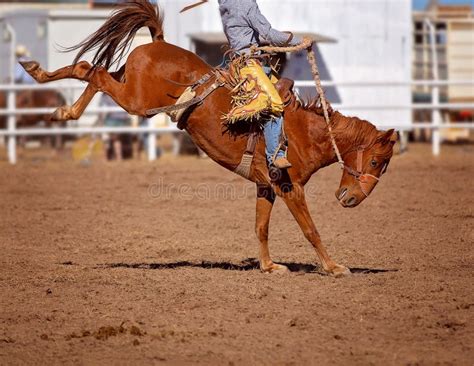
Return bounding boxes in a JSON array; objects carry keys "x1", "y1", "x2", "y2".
[{"x1": 0, "y1": 80, "x2": 473, "y2": 165}]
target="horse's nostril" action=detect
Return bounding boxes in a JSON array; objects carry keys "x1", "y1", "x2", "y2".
[
  {"x1": 338, "y1": 188, "x2": 348, "y2": 200},
  {"x1": 346, "y1": 196, "x2": 357, "y2": 206}
]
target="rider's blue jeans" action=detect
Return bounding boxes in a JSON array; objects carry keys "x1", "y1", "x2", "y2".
[
  {"x1": 263, "y1": 116, "x2": 285, "y2": 164},
  {"x1": 262, "y1": 66, "x2": 285, "y2": 165}
]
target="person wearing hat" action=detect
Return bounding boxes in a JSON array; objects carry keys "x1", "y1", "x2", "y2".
[{"x1": 14, "y1": 45, "x2": 35, "y2": 84}]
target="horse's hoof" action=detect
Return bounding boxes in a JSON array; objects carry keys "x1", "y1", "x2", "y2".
[
  {"x1": 51, "y1": 107, "x2": 70, "y2": 122},
  {"x1": 261, "y1": 263, "x2": 290, "y2": 274},
  {"x1": 327, "y1": 264, "x2": 351, "y2": 278},
  {"x1": 19, "y1": 60, "x2": 39, "y2": 73}
]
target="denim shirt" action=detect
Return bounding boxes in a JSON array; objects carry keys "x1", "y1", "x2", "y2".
[{"x1": 218, "y1": 0, "x2": 302, "y2": 54}]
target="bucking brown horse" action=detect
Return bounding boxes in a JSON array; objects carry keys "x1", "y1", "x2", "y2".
[{"x1": 19, "y1": 1, "x2": 396, "y2": 276}]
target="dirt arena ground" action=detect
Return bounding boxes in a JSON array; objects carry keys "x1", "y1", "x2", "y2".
[{"x1": 0, "y1": 143, "x2": 473, "y2": 365}]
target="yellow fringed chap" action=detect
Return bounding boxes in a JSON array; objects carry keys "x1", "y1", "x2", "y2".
[{"x1": 224, "y1": 59, "x2": 284, "y2": 124}]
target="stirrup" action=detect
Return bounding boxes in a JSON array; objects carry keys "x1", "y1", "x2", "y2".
[{"x1": 169, "y1": 86, "x2": 196, "y2": 122}]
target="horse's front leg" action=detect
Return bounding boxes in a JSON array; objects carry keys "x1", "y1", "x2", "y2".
[
  {"x1": 255, "y1": 184, "x2": 289, "y2": 273},
  {"x1": 276, "y1": 183, "x2": 350, "y2": 277}
]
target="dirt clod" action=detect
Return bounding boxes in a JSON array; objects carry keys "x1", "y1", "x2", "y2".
[
  {"x1": 94, "y1": 326, "x2": 121, "y2": 341},
  {"x1": 129, "y1": 326, "x2": 144, "y2": 337}
]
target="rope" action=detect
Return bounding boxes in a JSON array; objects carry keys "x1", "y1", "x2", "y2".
[
  {"x1": 306, "y1": 47, "x2": 344, "y2": 167},
  {"x1": 252, "y1": 38, "x2": 345, "y2": 169}
]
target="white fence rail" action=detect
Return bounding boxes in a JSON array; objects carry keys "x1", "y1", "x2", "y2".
[{"x1": 1, "y1": 79, "x2": 473, "y2": 164}]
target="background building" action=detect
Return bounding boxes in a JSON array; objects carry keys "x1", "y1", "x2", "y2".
[
  {"x1": 412, "y1": 0, "x2": 473, "y2": 140},
  {"x1": 1, "y1": 0, "x2": 413, "y2": 130}
]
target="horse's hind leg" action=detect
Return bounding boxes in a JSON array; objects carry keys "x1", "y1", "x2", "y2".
[
  {"x1": 51, "y1": 84, "x2": 98, "y2": 122},
  {"x1": 20, "y1": 60, "x2": 98, "y2": 121},
  {"x1": 255, "y1": 184, "x2": 289, "y2": 273},
  {"x1": 23, "y1": 59, "x2": 143, "y2": 117},
  {"x1": 20, "y1": 60, "x2": 93, "y2": 83},
  {"x1": 277, "y1": 183, "x2": 350, "y2": 277},
  {"x1": 50, "y1": 66, "x2": 126, "y2": 121},
  {"x1": 22, "y1": 61, "x2": 127, "y2": 122}
]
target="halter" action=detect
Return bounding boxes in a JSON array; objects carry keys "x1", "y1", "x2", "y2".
[{"x1": 342, "y1": 146, "x2": 390, "y2": 197}]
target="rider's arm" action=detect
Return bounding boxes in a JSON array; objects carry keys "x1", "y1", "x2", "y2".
[
  {"x1": 246, "y1": 1, "x2": 302, "y2": 47},
  {"x1": 14, "y1": 63, "x2": 25, "y2": 84}
]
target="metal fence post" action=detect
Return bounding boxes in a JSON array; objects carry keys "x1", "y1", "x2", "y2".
[
  {"x1": 7, "y1": 90, "x2": 16, "y2": 164},
  {"x1": 399, "y1": 130, "x2": 409, "y2": 153},
  {"x1": 425, "y1": 18, "x2": 441, "y2": 156},
  {"x1": 147, "y1": 117, "x2": 157, "y2": 161},
  {"x1": 432, "y1": 86, "x2": 441, "y2": 156},
  {"x1": 6, "y1": 23, "x2": 17, "y2": 164}
]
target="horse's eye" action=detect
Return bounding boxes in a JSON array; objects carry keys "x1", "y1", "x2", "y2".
[{"x1": 370, "y1": 160, "x2": 377, "y2": 168}]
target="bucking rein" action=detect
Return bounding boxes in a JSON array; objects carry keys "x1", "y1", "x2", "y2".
[{"x1": 145, "y1": 38, "x2": 382, "y2": 196}]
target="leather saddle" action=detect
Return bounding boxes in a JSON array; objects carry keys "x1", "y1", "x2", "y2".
[{"x1": 275, "y1": 78, "x2": 295, "y2": 106}]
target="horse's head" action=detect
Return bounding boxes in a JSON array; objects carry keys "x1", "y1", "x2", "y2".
[{"x1": 336, "y1": 128, "x2": 397, "y2": 208}]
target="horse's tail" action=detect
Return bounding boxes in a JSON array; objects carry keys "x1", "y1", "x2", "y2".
[{"x1": 66, "y1": 0, "x2": 164, "y2": 71}]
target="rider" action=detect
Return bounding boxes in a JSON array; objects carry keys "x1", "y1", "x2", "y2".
[
  {"x1": 217, "y1": 0, "x2": 304, "y2": 169},
  {"x1": 14, "y1": 45, "x2": 35, "y2": 84}
]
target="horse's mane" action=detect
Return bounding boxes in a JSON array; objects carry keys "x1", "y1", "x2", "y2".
[{"x1": 289, "y1": 93, "x2": 392, "y2": 158}]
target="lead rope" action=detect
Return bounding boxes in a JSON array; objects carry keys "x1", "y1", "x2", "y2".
[{"x1": 252, "y1": 39, "x2": 345, "y2": 170}]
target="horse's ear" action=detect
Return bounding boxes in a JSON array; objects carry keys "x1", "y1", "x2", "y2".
[
  {"x1": 377, "y1": 129, "x2": 397, "y2": 145},
  {"x1": 389, "y1": 130, "x2": 398, "y2": 144}
]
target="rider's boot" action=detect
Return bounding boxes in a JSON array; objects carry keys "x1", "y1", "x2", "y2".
[{"x1": 274, "y1": 156, "x2": 292, "y2": 169}]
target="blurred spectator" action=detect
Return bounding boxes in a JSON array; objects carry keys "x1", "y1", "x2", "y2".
[
  {"x1": 14, "y1": 45, "x2": 35, "y2": 84},
  {"x1": 98, "y1": 93, "x2": 131, "y2": 161}
]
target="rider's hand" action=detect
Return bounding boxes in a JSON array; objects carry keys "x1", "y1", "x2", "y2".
[{"x1": 302, "y1": 36, "x2": 314, "y2": 48}]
